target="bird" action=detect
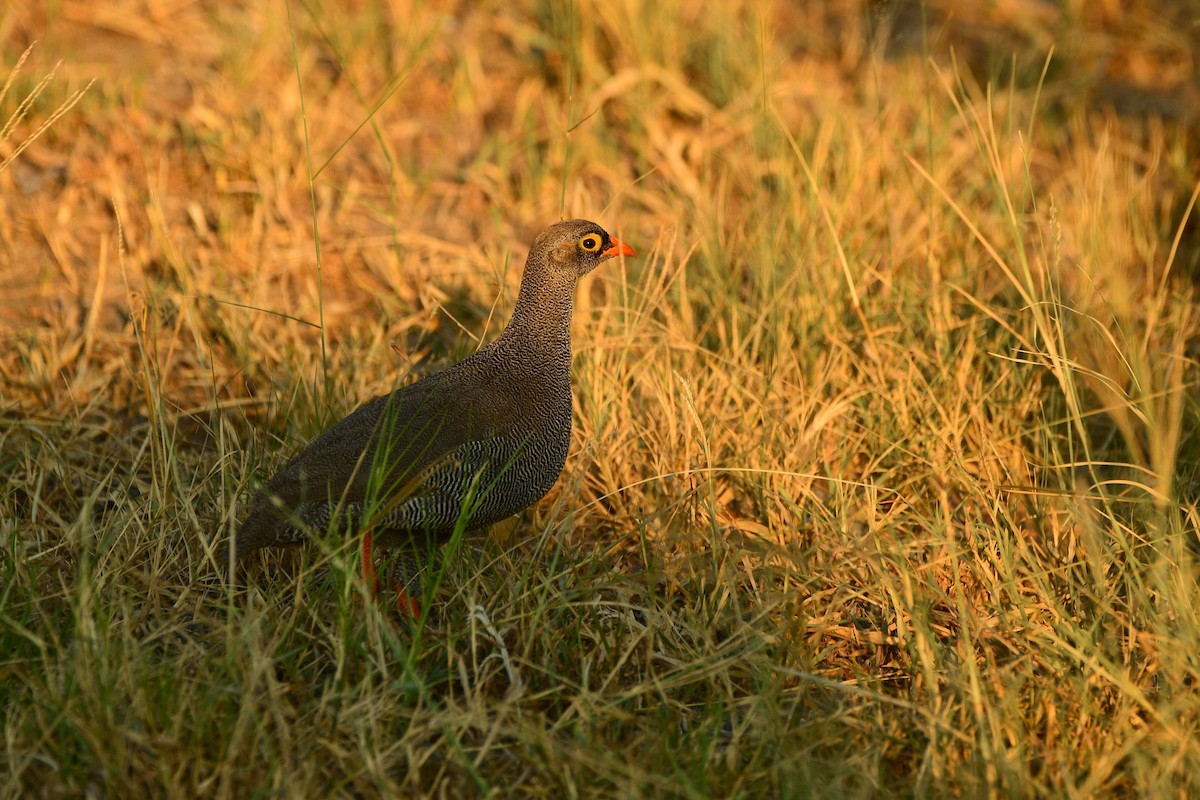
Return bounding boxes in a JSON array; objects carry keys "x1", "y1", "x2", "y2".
[{"x1": 233, "y1": 219, "x2": 635, "y2": 613}]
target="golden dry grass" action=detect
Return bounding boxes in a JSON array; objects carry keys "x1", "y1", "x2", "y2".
[{"x1": 2, "y1": 0, "x2": 1200, "y2": 797}]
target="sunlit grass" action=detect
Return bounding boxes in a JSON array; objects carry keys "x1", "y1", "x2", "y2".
[{"x1": 2, "y1": 1, "x2": 1199, "y2": 796}]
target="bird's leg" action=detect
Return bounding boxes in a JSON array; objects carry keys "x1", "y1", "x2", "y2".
[
  {"x1": 391, "y1": 550, "x2": 422, "y2": 619},
  {"x1": 396, "y1": 588, "x2": 420, "y2": 619},
  {"x1": 361, "y1": 529, "x2": 380, "y2": 597},
  {"x1": 362, "y1": 532, "x2": 420, "y2": 617}
]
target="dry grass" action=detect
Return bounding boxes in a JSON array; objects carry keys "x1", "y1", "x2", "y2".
[{"x1": 2, "y1": 0, "x2": 1200, "y2": 796}]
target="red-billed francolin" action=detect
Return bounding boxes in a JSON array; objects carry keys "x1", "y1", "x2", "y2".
[{"x1": 235, "y1": 219, "x2": 635, "y2": 611}]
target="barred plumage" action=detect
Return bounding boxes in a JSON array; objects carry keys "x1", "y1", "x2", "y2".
[{"x1": 234, "y1": 220, "x2": 635, "y2": 587}]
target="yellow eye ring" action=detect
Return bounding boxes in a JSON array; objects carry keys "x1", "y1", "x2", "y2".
[{"x1": 578, "y1": 234, "x2": 603, "y2": 252}]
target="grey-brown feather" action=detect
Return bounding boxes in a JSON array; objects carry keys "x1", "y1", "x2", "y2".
[{"x1": 234, "y1": 219, "x2": 622, "y2": 563}]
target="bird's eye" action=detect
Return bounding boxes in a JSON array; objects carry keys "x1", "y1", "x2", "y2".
[{"x1": 578, "y1": 234, "x2": 603, "y2": 252}]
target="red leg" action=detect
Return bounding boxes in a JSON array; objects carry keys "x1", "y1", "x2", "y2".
[
  {"x1": 396, "y1": 588, "x2": 420, "y2": 619},
  {"x1": 364, "y1": 532, "x2": 420, "y2": 616},
  {"x1": 361, "y1": 530, "x2": 380, "y2": 597},
  {"x1": 392, "y1": 551, "x2": 421, "y2": 618}
]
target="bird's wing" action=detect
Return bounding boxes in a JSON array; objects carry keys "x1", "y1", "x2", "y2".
[{"x1": 259, "y1": 360, "x2": 522, "y2": 515}]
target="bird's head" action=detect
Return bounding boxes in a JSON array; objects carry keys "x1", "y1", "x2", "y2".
[{"x1": 531, "y1": 219, "x2": 635, "y2": 278}]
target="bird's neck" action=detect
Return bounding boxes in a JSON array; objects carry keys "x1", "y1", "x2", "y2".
[{"x1": 496, "y1": 263, "x2": 578, "y2": 367}]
